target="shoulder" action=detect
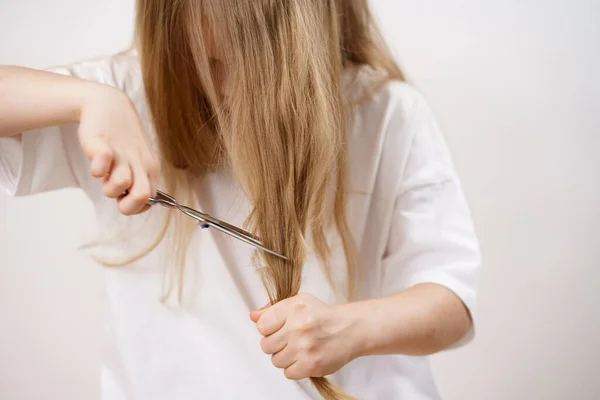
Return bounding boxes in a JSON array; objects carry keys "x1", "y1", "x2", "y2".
[
  {"x1": 346, "y1": 66, "x2": 434, "y2": 136},
  {"x1": 346, "y1": 66, "x2": 448, "y2": 194}
]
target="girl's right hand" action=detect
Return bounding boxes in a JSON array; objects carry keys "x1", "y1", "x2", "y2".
[{"x1": 78, "y1": 85, "x2": 160, "y2": 216}]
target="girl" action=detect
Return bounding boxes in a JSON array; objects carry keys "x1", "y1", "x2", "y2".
[{"x1": 0, "y1": 1, "x2": 480, "y2": 399}]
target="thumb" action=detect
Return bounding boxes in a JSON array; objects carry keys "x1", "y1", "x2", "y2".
[{"x1": 249, "y1": 303, "x2": 271, "y2": 323}]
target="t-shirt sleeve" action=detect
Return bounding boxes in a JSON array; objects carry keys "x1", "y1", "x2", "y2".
[
  {"x1": 0, "y1": 57, "x2": 124, "y2": 197},
  {"x1": 381, "y1": 87, "x2": 481, "y2": 344}
]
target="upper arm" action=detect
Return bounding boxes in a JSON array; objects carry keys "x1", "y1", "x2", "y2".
[{"x1": 379, "y1": 85, "x2": 481, "y2": 341}]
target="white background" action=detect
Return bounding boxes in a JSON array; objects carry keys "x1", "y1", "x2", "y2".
[{"x1": 1, "y1": 0, "x2": 599, "y2": 399}]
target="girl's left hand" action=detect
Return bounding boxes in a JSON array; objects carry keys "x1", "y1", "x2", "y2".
[{"x1": 250, "y1": 293, "x2": 361, "y2": 380}]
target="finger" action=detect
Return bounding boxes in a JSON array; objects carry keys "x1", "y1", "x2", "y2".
[
  {"x1": 117, "y1": 164, "x2": 151, "y2": 216},
  {"x1": 250, "y1": 310, "x2": 263, "y2": 323},
  {"x1": 250, "y1": 303, "x2": 271, "y2": 322},
  {"x1": 143, "y1": 155, "x2": 160, "y2": 197},
  {"x1": 89, "y1": 146, "x2": 114, "y2": 178},
  {"x1": 260, "y1": 328, "x2": 288, "y2": 355},
  {"x1": 271, "y1": 345, "x2": 296, "y2": 369},
  {"x1": 134, "y1": 204, "x2": 151, "y2": 215},
  {"x1": 256, "y1": 300, "x2": 294, "y2": 336},
  {"x1": 103, "y1": 162, "x2": 132, "y2": 199},
  {"x1": 283, "y1": 361, "x2": 305, "y2": 381}
]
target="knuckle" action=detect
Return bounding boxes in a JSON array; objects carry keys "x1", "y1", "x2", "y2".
[
  {"x1": 118, "y1": 202, "x2": 135, "y2": 216},
  {"x1": 99, "y1": 148, "x2": 113, "y2": 159},
  {"x1": 102, "y1": 185, "x2": 114, "y2": 197},
  {"x1": 298, "y1": 336, "x2": 316, "y2": 352},
  {"x1": 271, "y1": 355, "x2": 284, "y2": 369},
  {"x1": 91, "y1": 151, "x2": 112, "y2": 167},
  {"x1": 103, "y1": 181, "x2": 119, "y2": 196},
  {"x1": 256, "y1": 319, "x2": 266, "y2": 334},
  {"x1": 113, "y1": 175, "x2": 132, "y2": 188},
  {"x1": 292, "y1": 301, "x2": 308, "y2": 315},
  {"x1": 284, "y1": 368, "x2": 299, "y2": 381},
  {"x1": 293, "y1": 294, "x2": 308, "y2": 305},
  {"x1": 260, "y1": 338, "x2": 270, "y2": 354},
  {"x1": 133, "y1": 189, "x2": 151, "y2": 203},
  {"x1": 91, "y1": 155, "x2": 112, "y2": 174},
  {"x1": 297, "y1": 315, "x2": 317, "y2": 333},
  {"x1": 256, "y1": 313, "x2": 272, "y2": 335}
]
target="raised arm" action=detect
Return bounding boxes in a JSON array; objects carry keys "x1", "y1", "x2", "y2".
[{"x1": 0, "y1": 65, "x2": 160, "y2": 215}]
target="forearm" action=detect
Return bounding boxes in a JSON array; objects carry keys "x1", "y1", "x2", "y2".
[
  {"x1": 0, "y1": 66, "x2": 105, "y2": 137},
  {"x1": 345, "y1": 283, "x2": 472, "y2": 357}
]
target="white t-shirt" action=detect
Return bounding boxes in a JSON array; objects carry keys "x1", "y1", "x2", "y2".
[{"x1": 0, "y1": 52, "x2": 481, "y2": 400}]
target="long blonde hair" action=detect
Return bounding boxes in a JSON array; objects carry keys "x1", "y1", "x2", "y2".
[{"x1": 133, "y1": 1, "x2": 404, "y2": 398}]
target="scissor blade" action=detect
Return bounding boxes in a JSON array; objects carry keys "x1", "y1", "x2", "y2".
[
  {"x1": 176, "y1": 205, "x2": 288, "y2": 260},
  {"x1": 208, "y1": 221, "x2": 288, "y2": 260},
  {"x1": 178, "y1": 205, "x2": 260, "y2": 241}
]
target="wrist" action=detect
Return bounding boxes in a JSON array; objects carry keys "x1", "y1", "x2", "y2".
[
  {"x1": 78, "y1": 82, "x2": 127, "y2": 122},
  {"x1": 337, "y1": 300, "x2": 377, "y2": 360},
  {"x1": 55, "y1": 76, "x2": 108, "y2": 125}
]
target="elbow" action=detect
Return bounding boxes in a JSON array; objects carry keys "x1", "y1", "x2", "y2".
[
  {"x1": 409, "y1": 318, "x2": 472, "y2": 356},
  {"x1": 430, "y1": 283, "x2": 474, "y2": 353},
  {"x1": 428, "y1": 303, "x2": 473, "y2": 355},
  {"x1": 456, "y1": 311, "x2": 473, "y2": 339},
  {"x1": 412, "y1": 287, "x2": 474, "y2": 356}
]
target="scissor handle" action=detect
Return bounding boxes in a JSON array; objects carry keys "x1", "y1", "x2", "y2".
[{"x1": 148, "y1": 191, "x2": 178, "y2": 208}]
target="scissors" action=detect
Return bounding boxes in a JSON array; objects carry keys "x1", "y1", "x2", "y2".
[{"x1": 147, "y1": 190, "x2": 287, "y2": 260}]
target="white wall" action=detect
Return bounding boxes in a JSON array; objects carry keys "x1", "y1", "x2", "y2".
[
  {"x1": 1, "y1": 0, "x2": 599, "y2": 399},
  {"x1": 0, "y1": 1, "x2": 134, "y2": 399}
]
